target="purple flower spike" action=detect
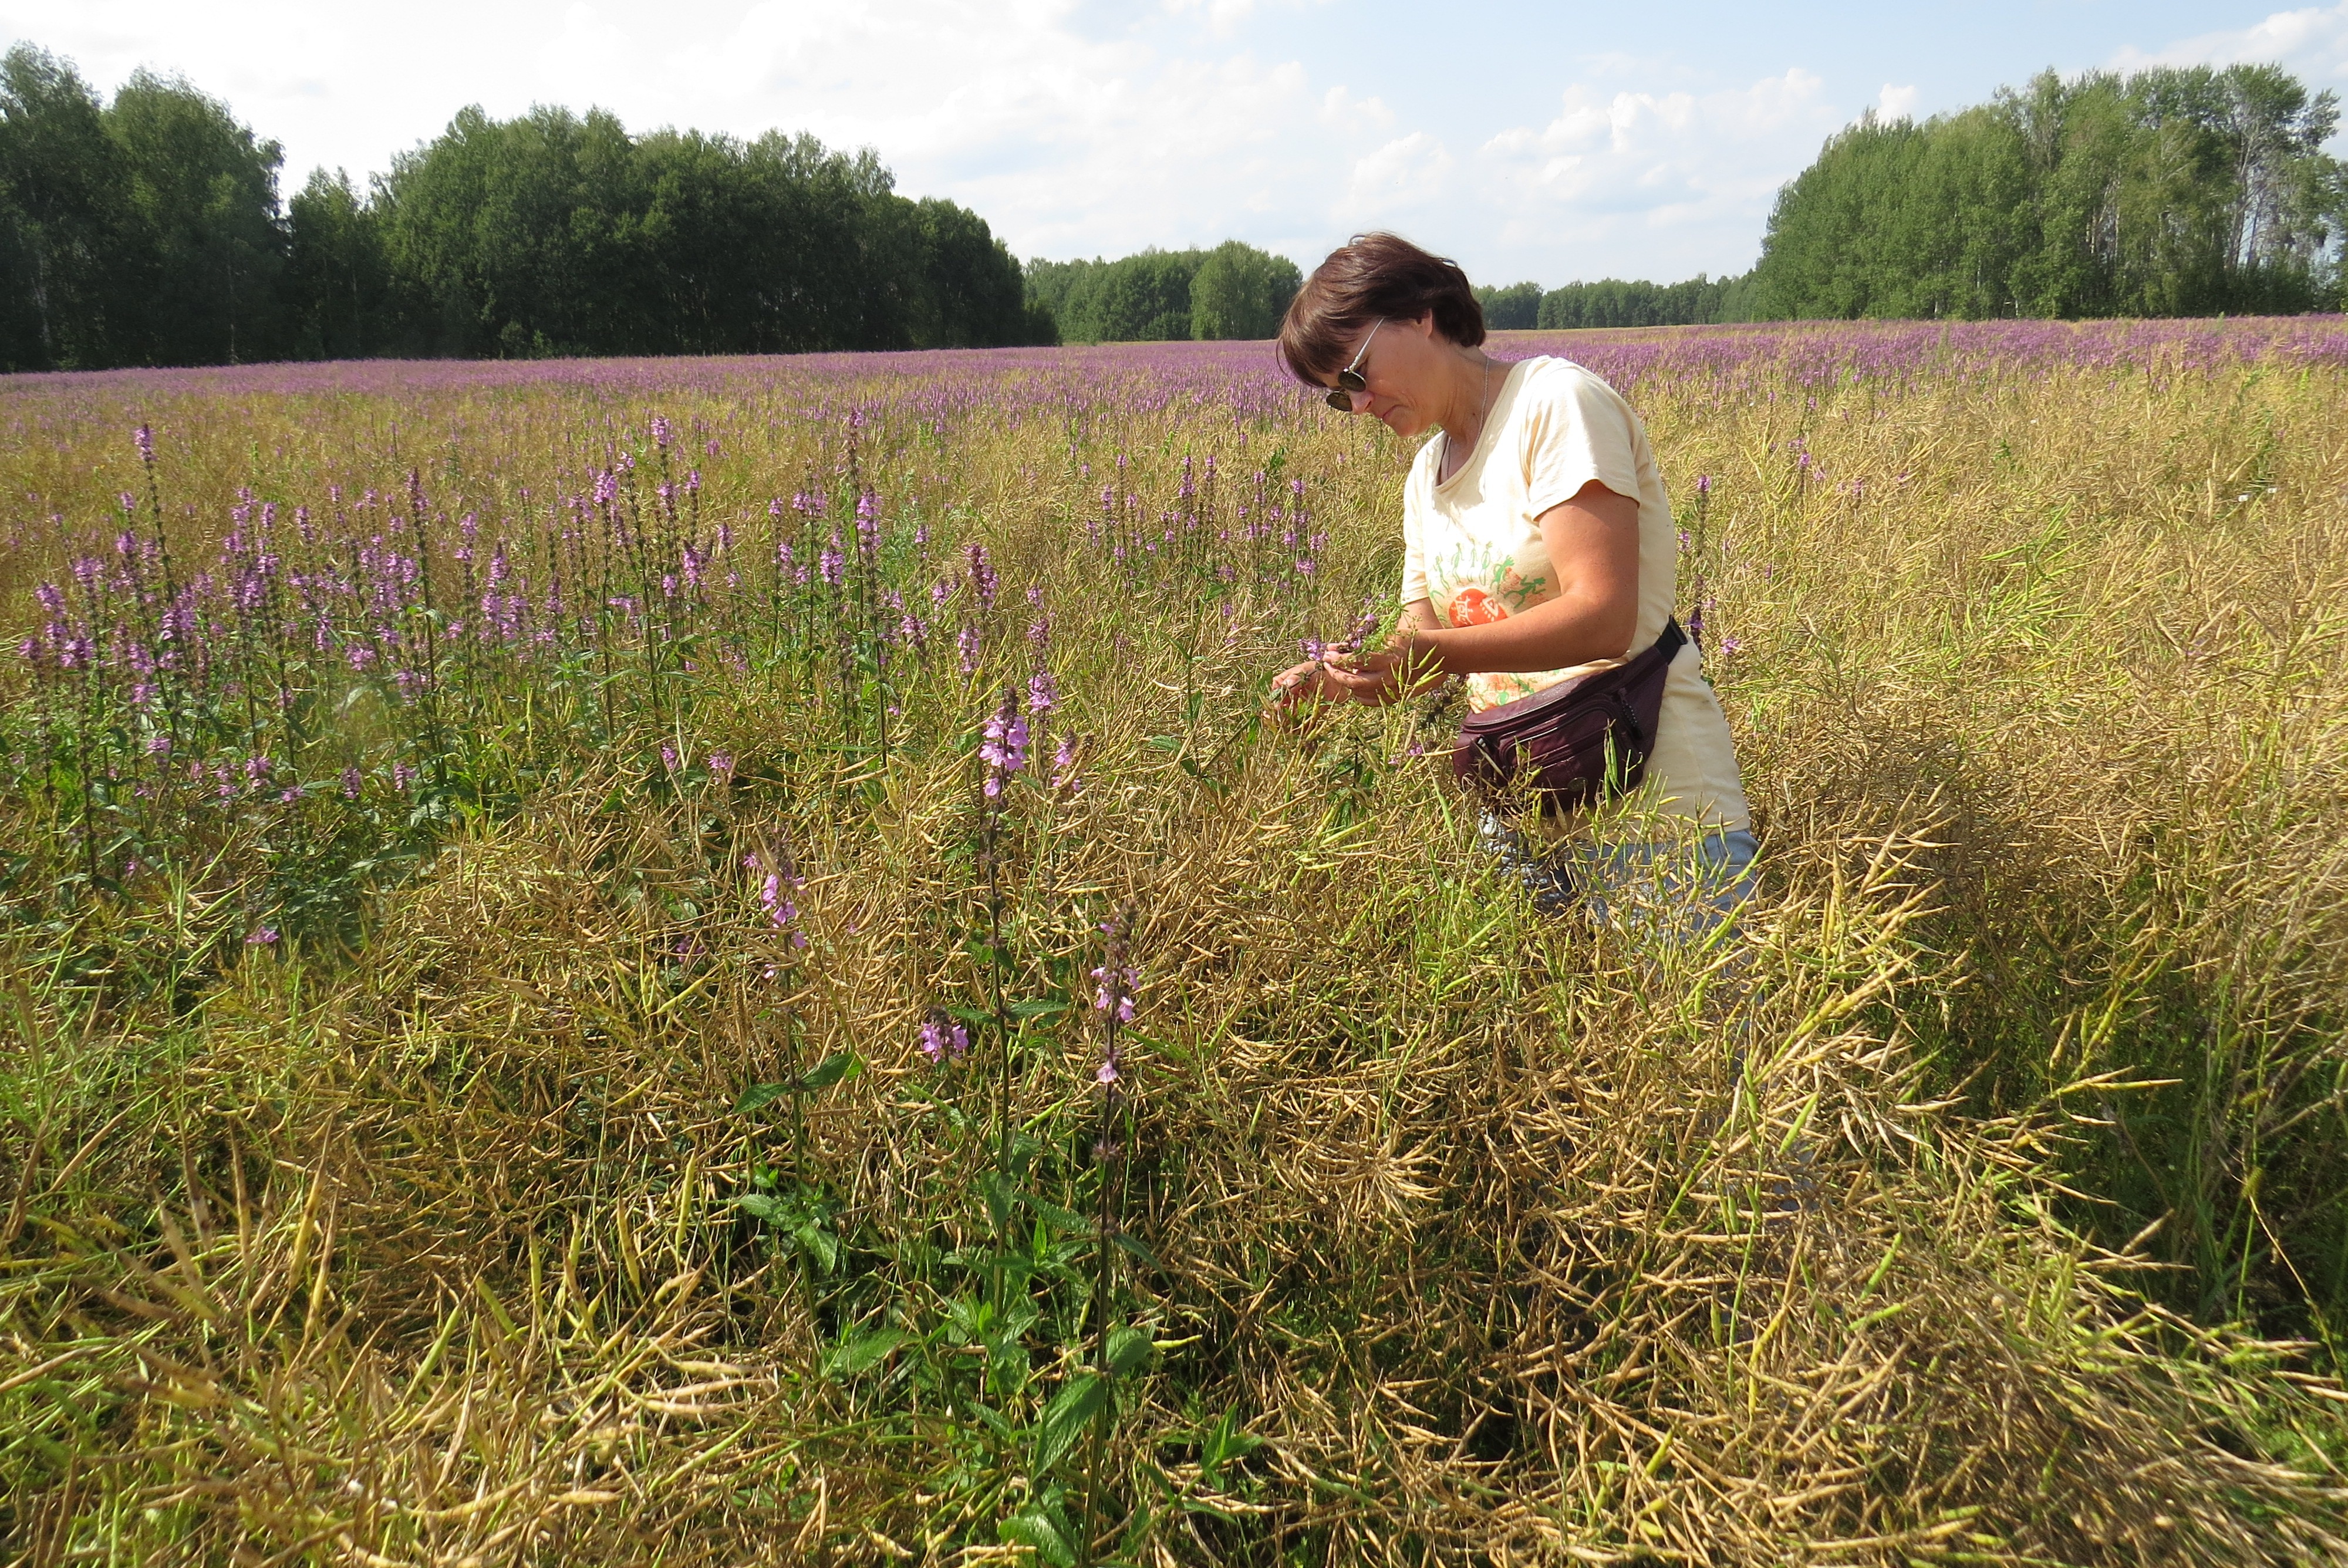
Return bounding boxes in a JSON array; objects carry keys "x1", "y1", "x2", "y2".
[
  {"x1": 134, "y1": 425, "x2": 154, "y2": 464},
  {"x1": 979, "y1": 687, "x2": 1030, "y2": 799},
  {"x1": 919, "y1": 1011, "x2": 970, "y2": 1064}
]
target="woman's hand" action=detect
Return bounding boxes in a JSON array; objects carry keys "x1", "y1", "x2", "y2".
[
  {"x1": 1268, "y1": 656, "x2": 1335, "y2": 714},
  {"x1": 1320, "y1": 644, "x2": 1413, "y2": 703}
]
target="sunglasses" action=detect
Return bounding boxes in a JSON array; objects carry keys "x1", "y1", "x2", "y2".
[{"x1": 1323, "y1": 319, "x2": 1384, "y2": 411}]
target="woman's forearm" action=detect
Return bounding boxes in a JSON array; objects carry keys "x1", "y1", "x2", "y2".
[{"x1": 1405, "y1": 589, "x2": 1635, "y2": 677}]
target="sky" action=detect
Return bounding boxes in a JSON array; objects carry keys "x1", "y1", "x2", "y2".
[{"x1": 9, "y1": 2, "x2": 2348, "y2": 287}]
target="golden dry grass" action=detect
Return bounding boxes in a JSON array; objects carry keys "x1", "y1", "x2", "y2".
[{"x1": 2, "y1": 335, "x2": 2346, "y2": 1564}]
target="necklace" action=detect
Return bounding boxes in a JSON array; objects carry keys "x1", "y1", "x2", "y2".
[{"x1": 1444, "y1": 357, "x2": 1495, "y2": 483}]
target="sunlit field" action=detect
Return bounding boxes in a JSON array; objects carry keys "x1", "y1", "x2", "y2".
[{"x1": 4, "y1": 318, "x2": 2347, "y2": 1565}]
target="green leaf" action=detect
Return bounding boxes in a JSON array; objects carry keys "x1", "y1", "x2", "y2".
[
  {"x1": 792, "y1": 1051, "x2": 862, "y2": 1092},
  {"x1": 983, "y1": 1171, "x2": 1020, "y2": 1232},
  {"x1": 1034, "y1": 1373, "x2": 1108, "y2": 1472},
  {"x1": 1024, "y1": 1194, "x2": 1092, "y2": 1236},
  {"x1": 824, "y1": 1325, "x2": 908, "y2": 1378},
  {"x1": 732, "y1": 1193, "x2": 792, "y2": 1224},
  {"x1": 1199, "y1": 1408, "x2": 1263, "y2": 1486},
  {"x1": 794, "y1": 1222, "x2": 841, "y2": 1274},
  {"x1": 1009, "y1": 998, "x2": 1070, "y2": 1019},
  {"x1": 1111, "y1": 1232, "x2": 1168, "y2": 1273},
  {"x1": 998, "y1": 1509, "x2": 1076, "y2": 1568},
  {"x1": 1105, "y1": 1325, "x2": 1154, "y2": 1378},
  {"x1": 734, "y1": 1082, "x2": 792, "y2": 1114},
  {"x1": 945, "y1": 1004, "x2": 993, "y2": 1029},
  {"x1": 967, "y1": 1399, "x2": 1018, "y2": 1438}
]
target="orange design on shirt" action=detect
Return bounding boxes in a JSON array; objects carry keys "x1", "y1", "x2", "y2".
[{"x1": 1450, "y1": 587, "x2": 1509, "y2": 626}]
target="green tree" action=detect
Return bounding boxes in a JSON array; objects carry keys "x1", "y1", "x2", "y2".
[
  {"x1": 1537, "y1": 273, "x2": 1749, "y2": 328},
  {"x1": 1189, "y1": 240, "x2": 1300, "y2": 339},
  {"x1": 1475, "y1": 280, "x2": 1542, "y2": 329},
  {"x1": 106, "y1": 68, "x2": 288, "y2": 363},
  {"x1": 1750, "y1": 63, "x2": 2346, "y2": 320},
  {"x1": 285, "y1": 168, "x2": 393, "y2": 359},
  {"x1": 1092, "y1": 249, "x2": 1202, "y2": 341},
  {"x1": 370, "y1": 106, "x2": 1041, "y2": 358},
  {"x1": 0, "y1": 44, "x2": 139, "y2": 370}
]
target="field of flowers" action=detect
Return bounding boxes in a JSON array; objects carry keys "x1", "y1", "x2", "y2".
[{"x1": 3, "y1": 317, "x2": 2347, "y2": 1564}]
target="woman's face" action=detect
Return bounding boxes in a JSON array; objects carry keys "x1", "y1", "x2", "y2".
[{"x1": 1325, "y1": 312, "x2": 1447, "y2": 439}]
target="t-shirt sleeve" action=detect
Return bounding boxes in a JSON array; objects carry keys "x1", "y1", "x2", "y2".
[
  {"x1": 1522, "y1": 365, "x2": 1644, "y2": 520},
  {"x1": 1398, "y1": 468, "x2": 1430, "y2": 607}
]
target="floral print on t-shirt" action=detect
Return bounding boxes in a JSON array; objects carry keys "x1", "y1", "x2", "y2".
[{"x1": 1426, "y1": 544, "x2": 1563, "y2": 705}]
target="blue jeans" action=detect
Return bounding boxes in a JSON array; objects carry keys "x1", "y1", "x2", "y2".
[{"x1": 1483, "y1": 815, "x2": 1760, "y2": 939}]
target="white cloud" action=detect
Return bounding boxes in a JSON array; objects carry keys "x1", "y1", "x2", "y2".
[
  {"x1": 1320, "y1": 84, "x2": 1395, "y2": 134},
  {"x1": 1, "y1": 1, "x2": 1867, "y2": 285},
  {"x1": 1877, "y1": 82, "x2": 1919, "y2": 120},
  {"x1": 1472, "y1": 68, "x2": 1841, "y2": 278},
  {"x1": 2110, "y1": 4, "x2": 2348, "y2": 85},
  {"x1": 1344, "y1": 131, "x2": 1456, "y2": 219}
]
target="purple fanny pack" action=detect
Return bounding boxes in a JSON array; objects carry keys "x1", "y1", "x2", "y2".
[{"x1": 1450, "y1": 618, "x2": 1686, "y2": 811}]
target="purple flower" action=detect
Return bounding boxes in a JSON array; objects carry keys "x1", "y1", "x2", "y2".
[
  {"x1": 1027, "y1": 667, "x2": 1057, "y2": 715},
  {"x1": 1051, "y1": 733, "x2": 1081, "y2": 794},
  {"x1": 134, "y1": 424, "x2": 154, "y2": 464},
  {"x1": 957, "y1": 624, "x2": 981, "y2": 676},
  {"x1": 708, "y1": 751, "x2": 735, "y2": 782},
  {"x1": 746, "y1": 852, "x2": 808, "y2": 948},
  {"x1": 760, "y1": 873, "x2": 798, "y2": 929},
  {"x1": 342, "y1": 767, "x2": 362, "y2": 799},
  {"x1": 245, "y1": 928, "x2": 279, "y2": 946},
  {"x1": 979, "y1": 689, "x2": 1030, "y2": 799},
  {"x1": 965, "y1": 541, "x2": 997, "y2": 611},
  {"x1": 147, "y1": 735, "x2": 171, "y2": 757},
  {"x1": 650, "y1": 416, "x2": 672, "y2": 450},
  {"x1": 1091, "y1": 964, "x2": 1138, "y2": 1024},
  {"x1": 919, "y1": 1011, "x2": 970, "y2": 1064}
]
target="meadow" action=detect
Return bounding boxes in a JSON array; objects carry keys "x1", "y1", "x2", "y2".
[{"x1": 2, "y1": 318, "x2": 2347, "y2": 1565}]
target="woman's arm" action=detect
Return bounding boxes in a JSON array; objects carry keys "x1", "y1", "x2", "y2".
[{"x1": 1319, "y1": 479, "x2": 1639, "y2": 702}]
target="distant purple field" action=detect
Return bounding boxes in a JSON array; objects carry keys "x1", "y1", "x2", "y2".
[{"x1": 4, "y1": 315, "x2": 2344, "y2": 430}]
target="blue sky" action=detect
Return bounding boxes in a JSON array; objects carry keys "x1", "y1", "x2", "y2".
[{"x1": 9, "y1": 2, "x2": 2346, "y2": 286}]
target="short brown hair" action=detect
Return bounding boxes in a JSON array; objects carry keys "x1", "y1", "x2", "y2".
[{"x1": 1277, "y1": 232, "x2": 1486, "y2": 385}]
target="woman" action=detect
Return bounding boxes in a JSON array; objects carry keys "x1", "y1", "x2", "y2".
[{"x1": 1270, "y1": 232, "x2": 1756, "y2": 927}]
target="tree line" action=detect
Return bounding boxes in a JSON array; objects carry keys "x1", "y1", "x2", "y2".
[
  {"x1": 0, "y1": 42, "x2": 1046, "y2": 371},
  {"x1": 1749, "y1": 63, "x2": 2345, "y2": 319},
  {"x1": 6, "y1": 42, "x2": 2343, "y2": 373},
  {"x1": 1487, "y1": 63, "x2": 2344, "y2": 328},
  {"x1": 1023, "y1": 242, "x2": 1303, "y2": 343},
  {"x1": 1474, "y1": 274, "x2": 1757, "y2": 331}
]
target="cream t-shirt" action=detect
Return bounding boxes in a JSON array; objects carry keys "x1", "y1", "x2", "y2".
[{"x1": 1401, "y1": 356, "x2": 1751, "y2": 833}]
